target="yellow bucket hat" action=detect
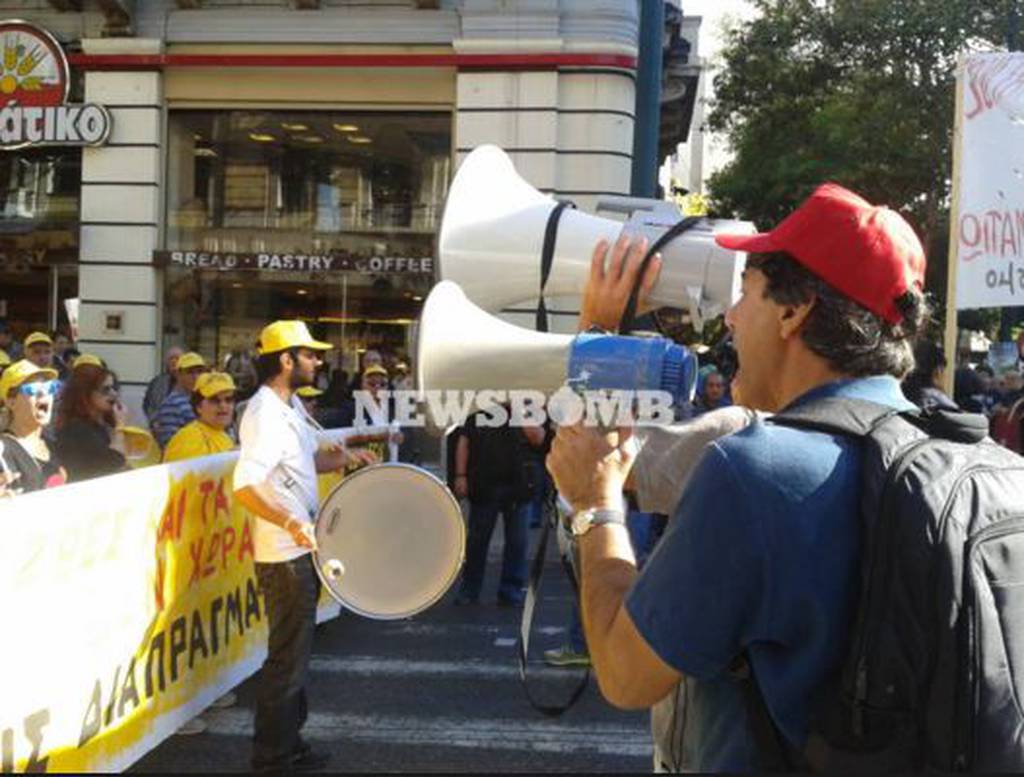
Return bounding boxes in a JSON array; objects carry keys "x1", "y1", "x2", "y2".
[
  {"x1": 296, "y1": 386, "x2": 324, "y2": 398},
  {"x1": 0, "y1": 359, "x2": 59, "y2": 397},
  {"x1": 194, "y1": 371, "x2": 237, "y2": 398},
  {"x1": 257, "y1": 321, "x2": 331, "y2": 355},
  {"x1": 363, "y1": 364, "x2": 388, "y2": 379},
  {"x1": 0, "y1": 349, "x2": 9, "y2": 368}
]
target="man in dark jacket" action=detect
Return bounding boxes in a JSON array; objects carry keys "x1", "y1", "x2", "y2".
[{"x1": 452, "y1": 408, "x2": 546, "y2": 606}]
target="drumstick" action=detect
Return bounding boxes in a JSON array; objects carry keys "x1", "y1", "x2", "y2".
[{"x1": 388, "y1": 421, "x2": 400, "y2": 463}]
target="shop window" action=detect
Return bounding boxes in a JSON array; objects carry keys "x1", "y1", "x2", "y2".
[
  {"x1": 162, "y1": 109, "x2": 449, "y2": 455},
  {"x1": 0, "y1": 146, "x2": 81, "y2": 335},
  {"x1": 167, "y1": 109, "x2": 450, "y2": 251},
  {"x1": 0, "y1": 147, "x2": 81, "y2": 229}
]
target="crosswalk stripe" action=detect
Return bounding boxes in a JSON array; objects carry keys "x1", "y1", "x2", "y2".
[
  {"x1": 309, "y1": 654, "x2": 586, "y2": 680},
  {"x1": 203, "y1": 708, "x2": 653, "y2": 757},
  {"x1": 366, "y1": 622, "x2": 565, "y2": 638}
]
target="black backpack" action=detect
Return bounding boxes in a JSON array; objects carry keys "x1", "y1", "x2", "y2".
[{"x1": 740, "y1": 396, "x2": 1024, "y2": 773}]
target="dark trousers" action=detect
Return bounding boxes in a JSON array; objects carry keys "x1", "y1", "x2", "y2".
[
  {"x1": 252, "y1": 555, "x2": 320, "y2": 769},
  {"x1": 459, "y1": 486, "x2": 529, "y2": 602}
]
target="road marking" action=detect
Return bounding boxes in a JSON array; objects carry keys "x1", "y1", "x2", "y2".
[
  {"x1": 309, "y1": 655, "x2": 583, "y2": 681},
  {"x1": 203, "y1": 708, "x2": 652, "y2": 757},
  {"x1": 493, "y1": 637, "x2": 517, "y2": 647},
  {"x1": 363, "y1": 622, "x2": 563, "y2": 637}
]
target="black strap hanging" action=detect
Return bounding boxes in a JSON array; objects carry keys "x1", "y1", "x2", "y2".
[
  {"x1": 619, "y1": 215, "x2": 703, "y2": 334},
  {"x1": 536, "y1": 200, "x2": 575, "y2": 333},
  {"x1": 517, "y1": 491, "x2": 590, "y2": 716},
  {"x1": 517, "y1": 199, "x2": 589, "y2": 717}
]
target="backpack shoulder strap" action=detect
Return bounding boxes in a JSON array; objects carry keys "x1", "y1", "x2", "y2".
[
  {"x1": 773, "y1": 395, "x2": 990, "y2": 445},
  {"x1": 737, "y1": 396, "x2": 906, "y2": 770},
  {"x1": 768, "y1": 396, "x2": 903, "y2": 438}
]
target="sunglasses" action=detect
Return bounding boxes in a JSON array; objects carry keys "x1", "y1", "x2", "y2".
[{"x1": 17, "y1": 379, "x2": 62, "y2": 398}]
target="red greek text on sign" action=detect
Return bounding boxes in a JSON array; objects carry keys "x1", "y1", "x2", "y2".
[
  {"x1": 959, "y1": 208, "x2": 1024, "y2": 262},
  {"x1": 187, "y1": 518, "x2": 255, "y2": 586},
  {"x1": 965, "y1": 55, "x2": 1024, "y2": 121}
]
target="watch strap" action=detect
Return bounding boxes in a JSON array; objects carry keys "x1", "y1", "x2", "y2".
[{"x1": 573, "y1": 507, "x2": 626, "y2": 536}]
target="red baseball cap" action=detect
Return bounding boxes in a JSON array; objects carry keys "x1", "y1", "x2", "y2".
[{"x1": 715, "y1": 183, "x2": 926, "y2": 324}]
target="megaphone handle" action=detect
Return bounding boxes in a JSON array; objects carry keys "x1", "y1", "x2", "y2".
[{"x1": 619, "y1": 215, "x2": 703, "y2": 333}]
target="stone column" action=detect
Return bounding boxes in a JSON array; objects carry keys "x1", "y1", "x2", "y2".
[{"x1": 76, "y1": 39, "x2": 163, "y2": 422}]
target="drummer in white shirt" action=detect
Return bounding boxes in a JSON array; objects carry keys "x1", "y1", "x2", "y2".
[{"x1": 234, "y1": 320, "x2": 376, "y2": 773}]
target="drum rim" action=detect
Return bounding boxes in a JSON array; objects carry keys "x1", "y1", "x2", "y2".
[{"x1": 313, "y1": 462, "x2": 466, "y2": 620}]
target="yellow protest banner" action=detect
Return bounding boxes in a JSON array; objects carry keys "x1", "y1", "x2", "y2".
[{"x1": 0, "y1": 450, "x2": 354, "y2": 772}]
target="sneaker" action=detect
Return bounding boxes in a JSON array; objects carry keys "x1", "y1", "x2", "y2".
[
  {"x1": 210, "y1": 691, "x2": 237, "y2": 709},
  {"x1": 543, "y1": 645, "x2": 591, "y2": 668},
  {"x1": 175, "y1": 716, "x2": 207, "y2": 735}
]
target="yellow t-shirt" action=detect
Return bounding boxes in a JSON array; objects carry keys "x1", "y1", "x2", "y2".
[{"x1": 163, "y1": 420, "x2": 236, "y2": 463}]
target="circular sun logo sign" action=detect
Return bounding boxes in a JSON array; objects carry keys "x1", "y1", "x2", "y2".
[
  {"x1": 0, "y1": 20, "x2": 109, "y2": 149},
  {"x1": 0, "y1": 21, "x2": 68, "y2": 110}
]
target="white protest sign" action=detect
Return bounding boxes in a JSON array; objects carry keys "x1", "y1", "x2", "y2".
[{"x1": 953, "y1": 53, "x2": 1024, "y2": 310}]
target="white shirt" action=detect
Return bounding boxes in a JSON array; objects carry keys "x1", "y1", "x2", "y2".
[{"x1": 233, "y1": 385, "x2": 320, "y2": 563}]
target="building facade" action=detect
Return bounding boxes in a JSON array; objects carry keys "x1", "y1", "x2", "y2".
[{"x1": 0, "y1": 0, "x2": 642, "y2": 421}]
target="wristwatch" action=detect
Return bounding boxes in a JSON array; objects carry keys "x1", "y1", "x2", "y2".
[{"x1": 570, "y1": 507, "x2": 626, "y2": 537}]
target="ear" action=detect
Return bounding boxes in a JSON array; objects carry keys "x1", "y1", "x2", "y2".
[
  {"x1": 279, "y1": 351, "x2": 293, "y2": 371},
  {"x1": 777, "y1": 295, "x2": 816, "y2": 341}
]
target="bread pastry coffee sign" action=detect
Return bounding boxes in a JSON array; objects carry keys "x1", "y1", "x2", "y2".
[{"x1": 0, "y1": 20, "x2": 110, "y2": 149}]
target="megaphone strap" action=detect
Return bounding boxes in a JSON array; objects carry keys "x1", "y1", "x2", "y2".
[
  {"x1": 536, "y1": 200, "x2": 576, "y2": 333},
  {"x1": 516, "y1": 489, "x2": 590, "y2": 717},
  {"x1": 620, "y1": 215, "x2": 703, "y2": 334}
]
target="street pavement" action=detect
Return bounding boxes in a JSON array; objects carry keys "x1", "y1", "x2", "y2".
[{"x1": 133, "y1": 522, "x2": 652, "y2": 772}]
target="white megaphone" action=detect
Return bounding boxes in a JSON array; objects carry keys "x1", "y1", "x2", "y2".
[
  {"x1": 416, "y1": 281, "x2": 698, "y2": 417},
  {"x1": 438, "y1": 145, "x2": 756, "y2": 329}
]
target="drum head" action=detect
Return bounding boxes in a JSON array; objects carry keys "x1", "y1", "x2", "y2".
[{"x1": 313, "y1": 464, "x2": 465, "y2": 620}]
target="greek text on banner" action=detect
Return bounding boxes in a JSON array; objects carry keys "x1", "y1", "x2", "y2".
[{"x1": 0, "y1": 449, "x2": 348, "y2": 772}]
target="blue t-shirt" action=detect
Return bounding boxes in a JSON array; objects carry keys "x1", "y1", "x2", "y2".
[{"x1": 626, "y1": 375, "x2": 915, "y2": 772}]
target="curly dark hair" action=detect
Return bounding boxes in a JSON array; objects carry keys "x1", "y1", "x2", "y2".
[{"x1": 747, "y1": 252, "x2": 929, "y2": 379}]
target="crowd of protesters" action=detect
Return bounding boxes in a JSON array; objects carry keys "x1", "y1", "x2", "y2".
[
  {"x1": 4, "y1": 308, "x2": 1024, "y2": 692},
  {"x1": 0, "y1": 321, "x2": 413, "y2": 498},
  {"x1": 4, "y1": 319, "x2": 1024, "y2": 497},
  {"x1": 4, "y1": 318, "x2": 1024, "y2": 494}
]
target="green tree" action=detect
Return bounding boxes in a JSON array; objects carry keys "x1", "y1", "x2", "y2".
[{"x1": 707, "y1": 0, "x2": 1011, "y2": 301}]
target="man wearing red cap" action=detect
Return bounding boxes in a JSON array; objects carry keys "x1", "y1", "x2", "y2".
[{"x1": 546, "y1": 184, "x2": 927, "y2": 771}]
